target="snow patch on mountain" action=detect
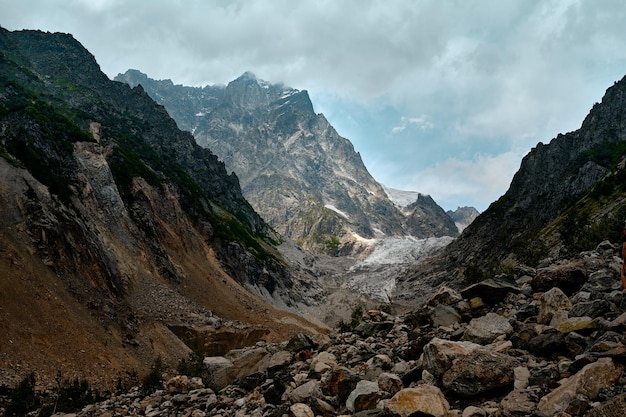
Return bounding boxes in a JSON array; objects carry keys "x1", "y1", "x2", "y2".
[
  {"x1": 382, "y1": 185, "x2": 424, "y2": 207},
  {"x1": 325, "y1": 204, "x2": 350, "y2": 219}
]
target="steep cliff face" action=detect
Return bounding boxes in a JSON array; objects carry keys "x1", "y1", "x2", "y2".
[
  {"x1": 116, "y1": 71, "x2": 459, "y2": 254},
  {"x1": 0, "y1": 28, "x2": 323, "y2": 387},
  {"x1": 442, "y1": 75, "x2": 626, "y2": 271}
]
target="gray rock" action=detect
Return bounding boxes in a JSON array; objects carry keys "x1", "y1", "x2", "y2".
[
  {"x1": 537, "y1": 287, "x2": 572, "y2": 326},
  {"x1": 377, "y1": 372, "x2": 403, "y2": 395},
  {"x1": 268, "y1": 350, "x2": 293, "y2": 372},
  {"x1": 364, "y1": 354, "x2": 393, "y2": 379},
  {"x1": 422, "y1": 338, "x2": 482, "y2": 377},
  {"x1": 286, "y1": 333, "x2": 315, "y2": 353},
  {"x1": 287, "y1": 380, "x2": 322, "y2": 403},
  {"x1": 570, "y1": 298, "x2": 614, "y2": 318},
  {"x1": 442, "y1": 350, "x2": 521, "y2": 397},
  {"x1": 430, "y1": 304, "x2": 461, "y2": 328},
  {"x1": 346, "y1": 380, "x2": 381, "y2": 413},
  {"x1": 462, "y1": 312, "x2": 513, "y2": 344},
  {"x1": 581, "y1": 268, "x2": 622, "y2": 293},
  {"x1": 289, "y1": 402, "x2": 314, "y2": 417},
  {"x1": 460, "y1": 275, "x2": 520, "y2": 305},
  {"x1": 500, "y1": 390, "x2": 537, "y2": 416},
  {"x1": 226, "y1": 347, "x2": 270, "y2": 378},
  {"x1": 201, "y1": 356, "x2": 236, "y2": 391}
]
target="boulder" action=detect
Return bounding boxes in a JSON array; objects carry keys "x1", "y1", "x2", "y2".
[
  {"x1": 532, "y1": 262, "x2": 588, "y2": 295},
  {"x1": 310, "y1": 351, "x2": 336, "y2": 375},
  {"x1": 165, "y1": 375, "x2": 188, "y2": 393},
  {"x1": 557, "y1": 316, "x2": 597, "y2": 333},
  {"x1": 286, "y1": 333, "x2": 315, "y2": 353},
  {"x1": 322, "y1": 366, "x2": 361, "y2": 402},
  {"x1": 499, "y1": 389, "x2": 537, "y2": 416},
  {"x1": 461, "y1": 405, "x2": 487, "y2": 417},
  {"x1": 526, "y1": 330, "x2": 569, "y2": 358},
  {"x1": 460, "y1": 275, "x2": 520, "y2": 305},
  {"x1": 537, "y1": 358, "x2": 624, "y2": 416},
  {"x1": 513, "y1": 366, "x2": 530, "y2": 390},
  {"x1": 422, "y1": 338, "x2": 482, "y2": 377},
  {"x1": 201, "y1": 356, "x2": 236, "y2": 391},
  {"x1": 430, "y1": 304, "x2": 461, "y2": 328},
  {"x1": 426, "y1": 285, "x2": 463, "y2": 307},
  {"x1": 462, "y1": 405, "x2": 487, "y2": 417},
  {"x1": 268, "y1": 350, "x2": 293, "y2": 372},
  {"x1": 442, "y1": 350, "x2": 522, "y2": 397},
  {"x1": 377, "y1": 372, "x2": 403, "y2": 395},
  {"x1": 287, "y1": 380, "x2": 322, "y2": 404},
  {"x1": 346, "y1": 380, "x2": 381, "y2": 413},
  {"x1": 289, "y1": 403, "x2": 314, "y2": 417},
  {"x1": 581, "y1": 268, "x2": 622, "y2": 293},
  {"x1": 569, "y1": 298, "x2": 614, "y2": 319},
  {"x1": 462, "y1": 312, "x2": 513, "y2": 344},
  {"x1": 262, "y1": 372, "x2": 290, "y2": 405},
  {"x1": 355, "y1": 321, "x2": 395, "y2": 337},
  {"x1": 226, "y1": 347, "x2": 270, "y2": 377},
  {"x1": 537, "y1": 287, "x2": 572, "y2": 326},
  {"x1": 364, "y1": 354, "x2": 393, "y2": 379},
  {"x1": 384, "y1": 385, "x2": 450, "y2": 417}
]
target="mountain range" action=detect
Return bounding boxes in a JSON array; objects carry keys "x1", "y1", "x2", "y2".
[
  {"x1": 3, "y1": 25, "x2": 626, "y2": 400},
  {"x1": 115, "y1": 69, "x2": 461, "y2": 254}
]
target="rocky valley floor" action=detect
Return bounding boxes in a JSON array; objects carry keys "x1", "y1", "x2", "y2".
[{"x1": 5, "y1": 239, "x2": 626, "y2": 416}]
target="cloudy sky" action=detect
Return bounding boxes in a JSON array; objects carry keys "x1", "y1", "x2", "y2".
[{"x1": 3, "y1": 0, "x2": 626, "y2": 211}]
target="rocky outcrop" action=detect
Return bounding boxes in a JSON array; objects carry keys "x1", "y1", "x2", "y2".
[
  {"x1": 443, "y1": 74, "x2": 626, "y2": 270},
  {"x1": 25, "y1": 239, "x2": 626, "y2": 417},
  {"x1": 116, "y1": 70, "x2": 459, "y2": 254}
]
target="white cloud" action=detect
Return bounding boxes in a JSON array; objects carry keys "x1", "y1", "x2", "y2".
[
  {"x1": 3, "y1": 0, "x2": 626, "y2": 210},
  {"x1": 391, "y1": 115, "x2": 434, "y2": 135},
  {"x1": 401, "y1": 151, "x2": 525, "y2": 212}
]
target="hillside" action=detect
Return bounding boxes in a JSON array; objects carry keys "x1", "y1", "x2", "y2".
[
  {"x1": 0, "y1": 28, "x2": 325, "y2": 388},
  {"x1": 115, "y1": 70, "x2": 459, "y2": 254}
]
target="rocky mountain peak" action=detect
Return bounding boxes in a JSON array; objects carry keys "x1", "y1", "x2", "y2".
[
  {"x1": 223, "y1": 71, "x2": 312, "y2": 114},
  {"x1": 118, "y1": 71, "x2": 459, "y2": 254}
]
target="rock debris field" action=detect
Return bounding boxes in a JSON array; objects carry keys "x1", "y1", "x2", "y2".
[{"x1": 30, "y1": 241, "x2": 626, "y2": 416}]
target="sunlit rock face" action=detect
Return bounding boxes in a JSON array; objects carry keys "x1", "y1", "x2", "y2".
[{"x1": 117, "y1": 70, "x2": 459, "y2": 254}]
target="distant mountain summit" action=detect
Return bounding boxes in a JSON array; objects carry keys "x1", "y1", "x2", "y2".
[
  {"x1": 117, "y1": 70, "x2": 459, "y2": 253},
  {"x1": 446, "y1": 206, "x2": 480, "y2": 232}
]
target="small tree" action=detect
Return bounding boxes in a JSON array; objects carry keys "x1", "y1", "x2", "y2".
[
  {"x1": 142, "y1": 356, "x2": 164, "y2": 394},
  {"x1": 5, "y1": 373, "x2": 39, "y2": 416},
  {"x1": 177, "y1": 352, "x2": 204, "y2": 377}
]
